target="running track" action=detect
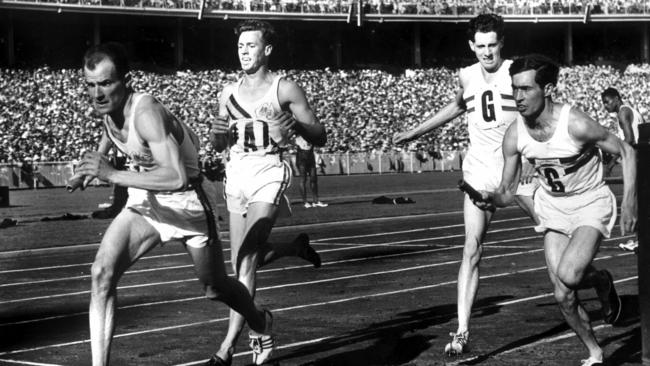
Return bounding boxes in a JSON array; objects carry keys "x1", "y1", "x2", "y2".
[{"x1": 0, "y1": 172, "x2": 642, "y2": 366}]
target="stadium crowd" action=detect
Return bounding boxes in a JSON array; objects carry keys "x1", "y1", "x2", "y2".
[
  {"x1": 1, "y1": 63, "x2": 648, "y2": 164},
  {"x1": 12, "y1": 0, "x2": 649, "y2": 15}
]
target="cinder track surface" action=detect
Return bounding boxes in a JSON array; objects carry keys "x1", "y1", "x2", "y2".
[{"x1": 0, "y1": 171, "x2": 641, "y2": 365}]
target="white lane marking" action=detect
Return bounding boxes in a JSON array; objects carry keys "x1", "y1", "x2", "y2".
[
  {"x1": 0, "y1": 236, "x2": 541, "y2": 327},
  {"x1": 0, "y1": 229, "x2": 541, "y2": 305},
  {"x1": 0, "y1": 258, "x2": 636, "y2": 357},
  {"x1": 0, "y1": 359, "x2": 63, "y2": 366},
  {"x1": 447, "y1": 276, "x2": 639, "y2": 365},
  {"x1": 174, "y1": 276, "x2": 638, "y2": 366},
  {"x1": 0, "y1": 218, "x2": 535, "y2": 287}
]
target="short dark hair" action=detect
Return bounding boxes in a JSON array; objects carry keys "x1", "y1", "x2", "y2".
[
  {"x1": 509, "y1": 54, "x2": 560, "y2": 88},
  {"x1": 601, "y1": 87, "x2": 621, "y2": 99},
  {"x1": 467, "y1": 14, "x2": 504, "y2": 42},
  {"x1": 83, "y1": 42, "x2": 129, "y2": 80},
  {"x1": 235, "y1": 20, "x2": 277, "y2": 47}
]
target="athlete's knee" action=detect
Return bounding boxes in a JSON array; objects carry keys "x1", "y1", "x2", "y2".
[
  {"x1": 90, "y1": 260, "x2": 117, "y2": 296},
  {"x1": 462, "y1": 240, "x2": 483, "y2": 265},
  {"x1": 553, "y1": 286, "x2": 576, "y2": 309},
  {"x1": 556, "y1": 267, "x2": 582, "y2": 289}
]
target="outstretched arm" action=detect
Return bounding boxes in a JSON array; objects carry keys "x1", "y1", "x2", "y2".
[
  {"x1": 393, "y1": 82, "x2": 467, "y2": 145},
  {"x1": 279, "y1": 79, "x2": 326, "y2": 147},
  {"x1": 570, "y1": 108, "x2": 637, "y2": 235}
]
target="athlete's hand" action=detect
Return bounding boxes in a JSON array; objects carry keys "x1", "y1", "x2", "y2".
[
  {"x1": 519, "y1": 160, "x2": 537, "y2": 185},
  {"x1": 75, "y1": 151, "x2": 116, "y2": 183},
  {"x1": 66, "y1": 172, "x2": 94, "y2": 192},
  {"x1": 210, "y1": 116, "x2": 229, "y2": 152},
  {"x1": 210, "y1": 116, "x2": 229, "y2": 135},
  {"x1": 392, "y1": 131, "x2": 411, "y2": 145},
  {"x1": 620, "y1": 197, "x2": 638, "y2": 236},
  {"x1": 269, "y1": 112, "x2": 295, "y2": 145},
  {"x1": 472, "y1": 191, "x2": 496, "y2": 212}
]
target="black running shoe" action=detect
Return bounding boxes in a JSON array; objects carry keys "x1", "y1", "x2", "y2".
[
  {"x1": 295, "y1": 233, "x2": 321, "y2": 268},
  {"x1": 598, "y1": 270, "x2": 622, "y2": 325},
  {"x1": 204, "y1": 353, "x2": 231, "y2": 366}
]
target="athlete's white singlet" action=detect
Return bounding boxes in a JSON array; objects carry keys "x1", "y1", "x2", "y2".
[
  {"x1": 516, "y1": 104, "x2": 604, "y2": 197},
  {"x1": 461, "y1": 59, "x2": 519, "y2": 153}
]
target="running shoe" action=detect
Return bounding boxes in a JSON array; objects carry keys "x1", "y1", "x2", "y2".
[
  {"x1": 249, "y1": 309, "x2": 275, "y2": 365},
  {"x1": 580, "y1": 356, "x2": 604, "y2": 366},
  {"x1": 312, "y1": 201, "x2": 328, "y2": 207},
  {"x1": 618, "y1": 239, "x2": 638, "y2": 253},
  {"x1": 203, "y1": 353, "x2": 231, "y2": 366},
  {"x1": 294, "y1": 233, "x2": 322, "y2": 268},
  {"x1": 444, "y1": 331, "x2": 469, "y2": 356},
  {"x1": 596, "y1": 270, "x2": 622, "y2": 325}
]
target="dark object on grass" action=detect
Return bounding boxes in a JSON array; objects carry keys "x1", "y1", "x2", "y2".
[
  {"x1": 0, "y1": 218, "x2": 17, "y2": 228},
  {"x1": 372, "y1": 195, "x2": 415, "y2": 204},
  {"x1": 41, "y1": 213, "x2": 88, "y2": 221}
]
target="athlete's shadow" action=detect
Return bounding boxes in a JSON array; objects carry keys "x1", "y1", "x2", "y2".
[
  {"x1": 459, "y1": 294, "x2": 641, "y2": 365},
  {"x1": 274, "y1": 295, "x2": 512, "y2": 366}
]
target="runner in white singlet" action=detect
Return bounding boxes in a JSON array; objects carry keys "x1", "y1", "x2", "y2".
[
  {"x1": 484, "y1": 55, "x2": 637, "y2": 366},
  {"x1": 73, "y1": 43, "x2": 272, "y2": 366},
  {"x1": 392, "y1": 14, "x2": 538, "y2": 355},
  {"x1": 208, "y1": 20, "x2": 326, "y2": 366}
]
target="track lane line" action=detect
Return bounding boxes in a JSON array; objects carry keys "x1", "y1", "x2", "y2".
[
  {"x1": 0, "y1": 252, "x2": 635, "y2": 357},
  {"x1": 0, "y1": 220, "x2": 537, "y2": 287}
]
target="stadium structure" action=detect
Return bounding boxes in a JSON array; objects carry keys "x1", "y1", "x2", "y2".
[{"x1": 0, "y1": 1, "x2": 649, "y2": 68}]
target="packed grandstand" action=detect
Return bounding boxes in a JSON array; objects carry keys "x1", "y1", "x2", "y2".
[
  {"x1": 4, "y1": 0, "x2": 649, "y2": 15},
  {"x1": 0, "y1": 63, "x2": 647, "y2": 164}
]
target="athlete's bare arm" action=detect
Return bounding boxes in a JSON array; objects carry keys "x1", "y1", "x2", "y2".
[
  {"x1": 569, "y1": 107, "x2": 637, "y2": 235},
  {"x1": 210, "y1": 84, "x2": 233, "y2": 153},
  {"x1": 393, "y1": 77, "x2": 467, "y2": 144},
  {"x1": 618, "y1": 106, "x2": 636, "y2": 145},
  {"x1": 76, "y1": 96, "x2": 189, "y2": 192},
  {"x1": 486, "y1": 122, "x2": 521, "y2": 209},
  {"x1": 97, "y1": 129, "x2": 113, "y2": 156},
  {"x1": 278, "y1": 79, "x2": 326, "y2": 147}
]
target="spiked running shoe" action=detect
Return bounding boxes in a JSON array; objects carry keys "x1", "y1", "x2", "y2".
[
  {"x1": 249, "y1": 310, "x2": 275, "y2": 365},
  {"x1": 444, "y1": 331, "x2": 469, "y2": 356},
  {"x1": 618, "y1": 239, "x2": 638, "y2": 253}
]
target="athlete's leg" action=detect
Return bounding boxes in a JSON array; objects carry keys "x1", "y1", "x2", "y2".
[
  {"x1": 89, "y1": 210, "x2": 162, "y2": 366},
  {"x1": 309, "y1": 164, "x2": 319, "y2": 203},
  {"x1": 215, "y1": 204, "x2": 278, "y2": 363},
  {"x1": 456, "y1": 195, "x2": 493, "y2": 335},
  {"x1": 545, "y1": 227, "x2": 604, "y2": 361},
  {"x1": 297, "y1": 162, "x2": 309, "y2": 206},
  {"x1": 185, "y1": 239, "x2": 266, "y2": 333}
]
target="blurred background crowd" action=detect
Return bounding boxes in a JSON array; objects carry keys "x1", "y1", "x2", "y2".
[
  {"x1": 18, "y1": 0, "x2": 650, "y2": 15},
  {"x1": 1, "y1": 63, "x2": 648, "y2": 164}
]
